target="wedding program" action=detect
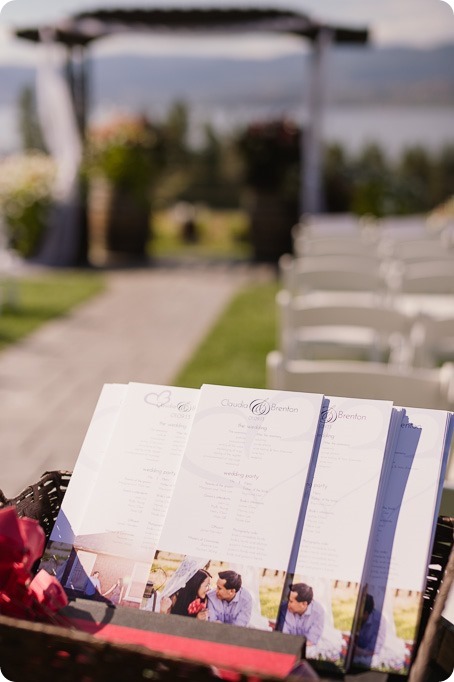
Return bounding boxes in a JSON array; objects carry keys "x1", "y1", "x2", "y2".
[
  {"x1": 277, "y1": 396, "x2": 402, "y2": 671},
  {"x1": 151, "y1": 383, "x2": 324, "y2": 629},
  {"x1": 39, "y1": 381, "x2": 453, "y2": 676},
  {"x1": 351, "y1": 406, "x2": 453, "y2": 676}
]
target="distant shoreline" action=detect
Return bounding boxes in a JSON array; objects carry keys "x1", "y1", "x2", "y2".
[{"x1": 1, "y1": 103, "x2": 453, "y2": 159}]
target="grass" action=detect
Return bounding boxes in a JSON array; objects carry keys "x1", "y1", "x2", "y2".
[
  {"x1": 151, "y1": 207, "x2": 252, "y2": 260},
  {"x1": 174, "y1": 280, "x2": 279, "y2": 389},
  {"x1": 394, "y1": 595, "x2": 421, "y2": 640},
  {"x1": 0, "y1": 272, "x2": 105, "y2": 351},
  {"x1": 332, "y1": 593, "x2": 357, "y2": 632}
]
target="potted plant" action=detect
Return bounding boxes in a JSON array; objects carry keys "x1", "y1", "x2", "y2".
[
  {"x1": 85, "y1": 114, "x2": 166, "y2": 263},
  {"x1": 235, "y1": 119, "x2": 301, "y2": 262}
]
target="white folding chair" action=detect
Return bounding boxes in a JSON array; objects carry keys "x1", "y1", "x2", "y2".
[
  {"x1": 276, "y1": 290, "x2": 413, "y2": 364},
  {"x1": 395, "y1": 240, "x2": 453, "y2": 264},
  {"x1": 293, "y1": 235, "x2": 375, "y2": 259},
  {"x1": 410, "y1": 314, "x2": 454, "y2": 368},
  {"x1": 400, "y1": 262, "x2": 454, "y2": 295},
  {"x1": 279, "y1": 254, "x2": 388, "y2": 297},
  {"x1": 266, "y1": 351, "x2": 454, "y2": 410}
]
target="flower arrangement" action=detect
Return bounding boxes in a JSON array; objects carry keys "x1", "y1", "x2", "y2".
[
  {"x1": 0, "y1": 506, "x2": 67, "y2": 623},
  {"x1": 85, "y1": 114, "x2": 166, "y2": 197},
  {"x1": 235, "y1": 118, "x2": 301, "y2": 197},
  {"x1": 0, "y1": 152, "x2": 56, "y2": 257}
]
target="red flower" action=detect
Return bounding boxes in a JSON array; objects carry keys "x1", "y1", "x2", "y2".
[
  {"x1": 0, "y1": 507, "x2": 68, "y2": 622},
  {"x1": 187, "y1": 598, "x2": 206, "y2": 615}
]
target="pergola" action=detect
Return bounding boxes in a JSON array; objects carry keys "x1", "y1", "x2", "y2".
[{"x1": 16, "y1": 6, "x2": 368, "y2": 264}]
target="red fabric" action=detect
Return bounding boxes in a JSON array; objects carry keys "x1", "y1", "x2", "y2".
[{"x1": 70, "y1": 617, "x2": 296, "y2": 678}]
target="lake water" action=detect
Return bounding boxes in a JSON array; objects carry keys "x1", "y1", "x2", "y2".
[{"x1": 1, "y1": 104, "x2": 453, "y2": 158}]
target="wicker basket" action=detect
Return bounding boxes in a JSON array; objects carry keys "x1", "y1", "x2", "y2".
[
  {"x1": 0, "y1": 471, "x2": 310, "y2": 682},
  {"x1": 0, "y1": 471, "x2": 453, "y2": 682}
]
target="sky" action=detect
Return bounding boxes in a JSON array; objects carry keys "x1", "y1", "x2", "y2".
[{"x1": 0, "y1": 0, "x2": 453, "y2": 64}]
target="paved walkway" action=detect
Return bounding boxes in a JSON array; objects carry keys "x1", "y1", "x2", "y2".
[{"x1": 0, "y1": 260, "x2": 274, "y2": 498}]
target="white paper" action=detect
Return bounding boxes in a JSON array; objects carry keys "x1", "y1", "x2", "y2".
[
  {"x1": 285, "y1": 396, "x2": 396, "y2": 669},
  {"x1": 369, "y1": 408, "x2": 452, "y2": 591},
  {"x1": 50, "y1": 383, "x2": 126, "y2": 543},
  {"x1": 74, "y1": 382, "x2": 199, "y2": 562},
  {"x1": 157, "y1": 384, "x2": 324, "y2": 570},
  {"x1": 296, "y1": 396, "x2": 395, "y2": 583},
  {"x1": 354, "y1": 407, "x2": 453, "y2": 675}
]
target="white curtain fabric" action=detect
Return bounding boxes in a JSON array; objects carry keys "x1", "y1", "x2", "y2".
[{"x1": 34, "y1": 29, "x2": 83, "y2": 265}]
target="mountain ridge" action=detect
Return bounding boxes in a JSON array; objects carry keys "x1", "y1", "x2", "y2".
[{"x1": 1, "y1": 43, "x2": 453, "y2": 111}]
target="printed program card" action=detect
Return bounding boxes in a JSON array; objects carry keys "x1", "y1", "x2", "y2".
[
  {"x1": 278, "y1": 396, "x2": 398, "y2": 672},
  {"x1": 49, "y1": 383, "x2": 127, "y2": 543},
  {"x1": 42, "y1": 383, "x2": 199, "y2": 608},
  {"x1": 147, "y1": 384, "x2": 324, "y2": 630},
  {"x1": 352, "y1": 407, "x2": 453, "y2": 676}
]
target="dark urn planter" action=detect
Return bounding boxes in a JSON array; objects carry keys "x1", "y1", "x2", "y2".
[
  {"x1": 89, "y1": 179, "x2": 151, "y2": 265},
  {"x1": 248, "y1": 190, "x2": 298, "y2": 263}
]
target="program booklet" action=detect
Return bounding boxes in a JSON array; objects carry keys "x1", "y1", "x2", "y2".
[
  {"x1": 38, "y1": 382, "x2": 453, "y2": 676},
  {"x1": 350, "y1": 406, "x2": 454, "y2": 676},
  {"x1": 276, "y1": 396, "x2": 401, "y2": 673},
  {"x1": 42, "y1": 382, "x2": 199, "y2": 605},
  {"x1": 146, "y1": 383, "x2": 324, "y2": 630}
]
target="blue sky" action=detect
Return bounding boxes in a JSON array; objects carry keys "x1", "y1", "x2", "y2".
[{"x1": 0, "y1": 0, "x2": 453, "y2": 64}]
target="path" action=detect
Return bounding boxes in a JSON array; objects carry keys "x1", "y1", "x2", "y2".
[{"x1": 0, "y1": 261, "x2": 274, "y2": 497}]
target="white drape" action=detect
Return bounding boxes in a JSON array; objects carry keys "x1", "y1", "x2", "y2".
[{"x1": 34, "y1": 29, "x2": 83, "y2": 265}]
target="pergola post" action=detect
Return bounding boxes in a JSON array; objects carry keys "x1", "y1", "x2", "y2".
[
  {"x1": 66, "y1": 44, "x2": 90, "y2": 265},
  {"x1": 301, "y1": 28, "x2": 333, "y2": 217}
]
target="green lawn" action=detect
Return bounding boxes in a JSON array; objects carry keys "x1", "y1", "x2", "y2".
[
  {"x1": 151, "y1": 207, "x2": 252, "y2": 261},
  {"x1": 174, "y1": 280, "x2": 279, "y2": 389},
  {"x1": 0, "y1": 272, "x2": 105, "y2": 351},
  {"x1": 0, "y1": 267, "x2": 278, "y2": 390}
]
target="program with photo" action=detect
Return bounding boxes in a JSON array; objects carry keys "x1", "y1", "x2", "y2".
[
  {"x1": 155, "y1": 383, "x2": 324, "y2": 627},
  {"x1": 352, "y1": 585, "x2": 421, "y2": 675},
  {"x1": 37, "y1": 381, "x2": 453, "y2": 676},
  {"x1": 279, "y1": 396, "x2": 401, "y2": 672},
  {"x1": 141, "y1": 552, "x2": 286, "y2": 630},
  {"x1": 351, "y1": 406, "x2": 453, "y2": 674},
  {"x1": 279, "y1": 574, "x2": 359, "y2": 669},
  {"x1": 41, "y1": 540, "x2": 150, "y2": 608}
]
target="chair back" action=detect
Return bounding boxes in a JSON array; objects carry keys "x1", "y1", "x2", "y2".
[
  {"x1": 411, "y1": 315, "x2": 454, "y2": 367},
  {"x1": 293, "y1": 235, "x2": 374, "y2": 259},
  {"x1": 397, "y1": 240, "x2": 453, "y2": 263},
  {"x1": 288, "y1": 262, "x2": 386, "y2": 295},
  {"x1": 276, "y1": 291, "x2": 412, "y2": 362},
  {"x1": 400, "y1": 262, "x2": 454, "y2": 294},
  {"x1": 266, "y1": 351, "x2": 454, "y2": 410}
]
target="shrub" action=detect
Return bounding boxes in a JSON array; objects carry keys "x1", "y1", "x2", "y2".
[{"x1": 0, "y1": 152, "x2": 55, "y2": 257}]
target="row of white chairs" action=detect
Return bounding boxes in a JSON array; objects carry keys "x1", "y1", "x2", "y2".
[
  {"x1": 293, "y1": 213, "x2": 454, "y2": 266},
  {"x1": 295, "y1": 233, "x2": 454, "y2": 264},
  {"x1": 277, "y1": 288, "x2": 454, "y2": 369},
  {"x1": 279, "y1": 253, "x2": 454, "y2": 297},
  {"x1": 294, "y1": 212, "x2": 454, "y2": 245},
  {"x1": 267, "y1": 350, "x2": 454, "y2": 411},
  {"x1": 276, "y1": 290, "x2": 413, "y2": 366}
]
